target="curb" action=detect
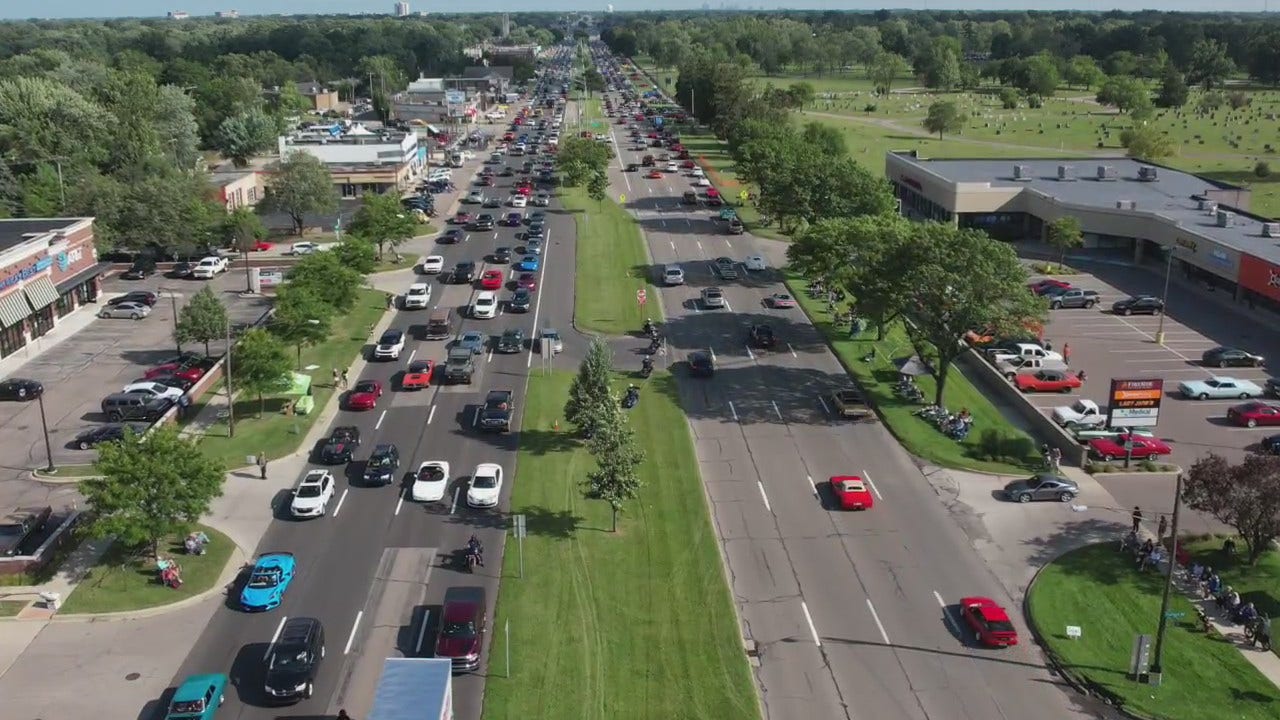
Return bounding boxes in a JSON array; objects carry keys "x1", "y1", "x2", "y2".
[{"x1": 30, "y1": 468, "x2": 101, "y2": 484}]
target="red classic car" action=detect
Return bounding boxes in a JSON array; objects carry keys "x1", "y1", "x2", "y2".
[
  {"x1": 1028, "y1": 278, "x2": 1072, "y2": 296},
  {"x1": 1014, "y1": 370, "x2": 1082, "y2": 393},
  {"x1": 347, "y1": 380, "x2": 383, "y2": 410},
  {"x1": 1227, "y1": 401, "x2": 1280, "y2": 428},
  {"x1": 480, "y1": 270, "x2": 505, "y2": 290},
  {"x1": 830, "y1": 476, "x2": 874, "y2": 511},
  {"x1": 1088, "y1": 434, "x2": 1172, "y2": 461},
  {"x1": 453, "y1": 212, "x2": 473, "y2": 225},
  {"x1": 646, "y1": 170, "x2": 664, "y2": 179},
  {"x1": 681, "y1": 159, "x2": 696, "y2": 169},
  {"x1": 959, "y1": 597, "x2": 1019, "y2": 647},
  {"x1": 401, "y1": 360, "x2": 435, "y2": 391},
  {"x1": 144, "y1": 361, "x2": 209, "y2": 383}
]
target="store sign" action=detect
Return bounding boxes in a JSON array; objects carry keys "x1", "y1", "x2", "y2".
[
  {"x1": 0, "y1": 257, "x2": 52, "y2": 292},
  {"x1": 1107, "y1": 378, "x2": 1164, "y2": 428},
  {"x1": 1238, "y1": 254, "x2": 1280, "y2": 303},
  {"x1": 1210, "y1": 249, "x2": 1231, "y2": 267},
  {"x1": 445, "y1": 90, "x2": 466, "y2": 105},
  {"x1": 56, "y1": 248, "x2": 83, "y2": 272},
  {"x1": 1174, "y1": 237, "x2": 1198, "y2": 253}
]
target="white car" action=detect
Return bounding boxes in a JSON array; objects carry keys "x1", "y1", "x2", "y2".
[
  {"x1": 410, "y1": 461, "x2": 450, "y2": 502},
  {"x1": 510, "y1": 195, "x2": 528, "y2": 208},
  {"x1": 191, "y1": 256, "x2": 228, "y2": 279},
  {"x1": 533, "y1": 193, "x2": 551, "y2": 207},
  {"x1": 121, "y1": 381, "x2": 184, "y2": 402},
  {"x1": 701, "y1": 287, "x2": 726, "y2": 309},
  {"x1": 290, "y1": 469, "x2": 336, "y2": 518},
  {"x1": 403, "y1": 283, "x2": 433, "y2": 309},
  {"x1": 690, "y1": 166, "x2": 704, "y2": 177},
  {"x1": 539, "y1": 328, "x2": 563, "y2": 354},
  {"x1": 665, "y1": 162, "x2": 678, "y2": 172},
  {"x1": 466, "y1": 463, "x2": 504, "y2": 508},
  {"x1": 663, "y1": 265, "x2": 685, "y2": 285},
  {"x1": 472, "y1": 291, "x2": 498, "y2": 319},
  {"x1": 744, "y1": 255, "x2": 767, "y2": 271},
  {"x1": 373, "y1": 329, "x2": 406, "y2": 360},
  {"x1": 290, "y1": 241, "x2": 320, "y2": 255},
  {"x1": 1052, "y1": 398, "x2": 1107, "y2": 430},
  {"x1": 421, "y1": 255, "x2": 445, "y2": 274},
  {"x1": 694, "y1": 177, "x2": 712, "y2": 187}
]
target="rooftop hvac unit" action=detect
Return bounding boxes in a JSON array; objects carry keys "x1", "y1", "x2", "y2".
[
  {"x1": 1116, "y1": 200, "x2": 1136, "y2": 210},
  {"x1": 1217, "y1": 209, "x2": 1235, "y2": 227},
  {"x1": 1263, "y1": 222, "x2": 1280, "y2": 238},
  {"x1": 1137, "y1": 166, "x2": 1159, "y2": 182},
  {"x1": 1012, "y1": 165, "x2": 1032, "y2": 181},
  {"x1": 1057, "y1": 165, "x2": 1076, "y2": 181},
  {"x1": 1096, "y1": 165, "x2": 1117, "y2": 181},
  {"x1": 1198, "y1": 199, "x2": 1218, "y2": 213}
]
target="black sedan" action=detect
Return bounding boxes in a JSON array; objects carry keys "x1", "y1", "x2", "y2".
[
  {"x1": 451, "y1": 262, "x2": 477, "y2": 284},
  {"x1": 168, "y1": 262, "x2": 195, "y2": 279},
  {"x1": 438, "y1": 229, "x2": 465, "y2": 244},
  {"x1": 748, "y1": 324, "x2": 777, "y2": 349},
  {"x1": 1111, "y1": 295, "x2": 1164, "y2": 316},
  {"x1": 470, "y1": 215, "x2": 496, "y2": 231},
  {"x1": 72, "y1": 423, "x2": 147, "y2": 450},
  {"x1": 1203, "y1": 346, "x2": 1265, "y2": 368},
  {"x1": 319, "y1": 426, "x2": 361, "y2": 464},
  {"x1": 107, "y1": 291, "x2": 159, "y2": 307},
  {"x1": 0, "y1": 378, "x2": 43, "y2": 401}
]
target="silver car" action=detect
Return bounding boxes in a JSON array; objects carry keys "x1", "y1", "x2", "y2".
[
  {"x1": 663, "y1": 265, "x2": 685, "y2": 286},
  {"x1": 540, "y1": 328, "x2": 563, "y2": 354},
  {"x1": 99, "y1": 301, "x2": 151, "y2": 320},
  {"x1": 701, "y1": 287, "x2": 726, "y2": 309}
]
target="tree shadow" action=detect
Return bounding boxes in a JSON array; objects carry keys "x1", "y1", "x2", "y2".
[{"x1": 514, "y1": 427, "x2": 581, "y2": 456}]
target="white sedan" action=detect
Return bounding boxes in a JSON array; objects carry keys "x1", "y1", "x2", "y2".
[
  {"x1": 510, "y1": 195, "x2": 528, "y2": 208},
  {"x1": 467, "y1": 463, "x2": 504, "y2": 508},
  {"x1": 693, "y1": 177, "x2": 712, "y2": 187},
  {"x1": 410, "y1": 461, "x2": 450, "y2": 502},
  {"x1": 1177, "y1": 377, "x2": 1263, "y2": 400},
  {"x1": 744, "y1": 255, "x2": 767, "y2": 271},
  {"x1": 420, "y1": 255, "x2": 445, "y2": 274},
  {"x1": 121, "y1": 381, "x2": 184, "y2": 402}
]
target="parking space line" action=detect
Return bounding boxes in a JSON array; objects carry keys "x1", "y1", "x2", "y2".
[
  {"x1": 801, "y1": 601, "x2": 823, "y2": 646},
  {"x1": 772, "y1": 401, "x2": 783, "y2": 421},
  {"x1": 745, "y1": 345, "x2": 755, "y2": 361},
  {"x1": 427, "y1": 405, "x2": 437, "y2": 425},
  {"x1": 450, "y1": 486, "x2": 460, "y2": 514},
  {"x1": 264, "y1": 616, "x2": 288, "y2": 660},
  {"x1": 934, "y1": 591, "x2": 963, "y2": 635},
  {"x1": 406, "y1": 349, "x2": 416, "y2": 365},
  {"x1": 728, "y1": 401, "x2": 738, "y2": 422},
  {"x1": 806, "y1": 475, "x2": 818, "y2": 496},
  {"x1": 375, "y1": 410, "x2": 387, "y2": 430},
  {"x1": 817, "y1": 395, "x2": 831, "y2": 415},
  {"x1": 861, "y1": 471, "x2": 883, "y2": 500},
  {"x1": 394, "y1": 489, "x2": 405, "y2": 516},
  {"x1": 757, "y1": 481, "x2": 772, "y2": 511}
]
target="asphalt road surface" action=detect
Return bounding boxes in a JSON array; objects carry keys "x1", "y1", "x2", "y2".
[
  {"x1": 598, "y1": 84, "x2": 1107, "y2": 720},
  {"x1": 165, "y1": 123, "x2": 582, "y2": 720}
]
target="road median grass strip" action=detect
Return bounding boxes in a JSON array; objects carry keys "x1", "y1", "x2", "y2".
[
  {"x1": 483, "y1": 371, "x2": 759, "y2": 720},
  {"x1": 1028, "y1": 543, "x2": 1280, "y2": 720},
  {"x1": 560, "y1": 185, "x2": 662, "y2": 335},
  {"x1": 59, "y1": 523, "x2": 233, "y2": 615},
  {"x1": 788, "y1": 274, "x2": 1038, "y2": 474}
]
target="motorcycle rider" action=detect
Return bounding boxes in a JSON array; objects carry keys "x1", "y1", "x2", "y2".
[
  {"x1": 641, "y1": 356, "x2": 654, "y2": 375},
  {"x1": 467, "y1": 535, "x2": 485, "y2": 568}
]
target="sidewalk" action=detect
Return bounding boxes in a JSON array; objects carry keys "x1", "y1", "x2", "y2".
[{"x1": 0, "y1": 535, "x2": 112, "y2": 618}]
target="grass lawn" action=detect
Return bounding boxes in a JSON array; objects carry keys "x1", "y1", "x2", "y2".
[
  {"x1": 559, "y1": 184, "x2": 663, "y2": 335},
  {"x1": 788, "y1": 275, "x2": 1038, "y2": 474},
  {"x1": 482, "y1": 371, "x2": 759, "y2": 720},
  {"x1": 0, "y1": 600, "x2": 26, "y2": 617},
  {"x1": 1184, "y1": 535, "x2": 1280, "y2": 651},
  {"x1": 38, "y1": 463, "x2": 101, "y2": 478},
  {"x1": 59, "y1": 524, "x2": 234, "y2": 615},
  {"x1": 1028, "y1": 543, "x2": 1280, "y2": 720},
  {"x1": 184, "y1": 288, "x2": 386, "y2": 469}
]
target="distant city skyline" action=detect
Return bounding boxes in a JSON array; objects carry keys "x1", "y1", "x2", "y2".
[{"x1": 0, "y1": 0, "x2": 1274, "y2": 21}]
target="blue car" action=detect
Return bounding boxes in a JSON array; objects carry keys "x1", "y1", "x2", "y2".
[
  {"x1": 240, "y1": 552, "x2": 296, "y2": 612},
  {"x1": 166, "y1": 673, "x2": 227, "y2": 719},
  {"x1": 516, "y1": 255, "x2": 540, "y2": 272}
]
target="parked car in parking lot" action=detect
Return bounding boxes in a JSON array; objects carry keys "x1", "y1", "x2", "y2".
[
  {"x1": 1111, "y1": 295, "x2": 1164, "y2": 315},
  {"x1": 1227, "y1": 401, "x2": 1280, "y2": 428},
  {"x1": 1178, "y1": 377, "x2": 1262, "y2": 400},
  {"x1": 1203, "y1": 346, "x2": 1264, "y2": 368},
  {"x1": 100, "y1": 301, "x2": 152, "y2": 320},
  {"x1": 108, "y1": 291, "x2": 159, "y2": 307},
  {"x1": 1088, "y1": 434, "x2": 1171, "y2": 461},
  {"x1": 0, "y1": 378, "x2": 43, "y2": 401},
  {"x1": 1045, "y1": 288, "x2": 1099, "y2": 309}
]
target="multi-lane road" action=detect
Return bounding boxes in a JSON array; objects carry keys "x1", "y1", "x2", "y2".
[{"x1": 167, "y1": 129, "x2": 582, "y2": 719}]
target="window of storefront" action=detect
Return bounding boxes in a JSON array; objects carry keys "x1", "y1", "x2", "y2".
[
  {"x1": 341, "y1": 183, "x2": 359, "y2": 198},
  {"x1": 54, "y1": 292, "x2": 73, "y2": 318},
  {"x1": 29, "y1": 305, "x2": 53, "y2": 339},
  {"x1": 0, "y1": 322, "x2": 25, "y2": 358},
  {"x1": 893, "y1": 182, "x2": 953, "y2": 223},
  {"x1": 961, "y1": 212, "x2": 1027, "y2": 241}
]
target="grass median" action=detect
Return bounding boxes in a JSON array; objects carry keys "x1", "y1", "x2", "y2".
[
  {"x1": 184, "y1": 288, "x2": 387, "y2": 469},
  {"x1": 1028, "y1": 543, "x2": 1280, "y2": 720},
  {"x1": 788, "y1": 274, "x2": 1038, "y2": 474},
  {"x1": 482, "y1": 371, "x2": 759, "y2": 720},
  {"x1": 559, "y1": 185, "x2": 662, "y2": 335},
  {"x1": 59, "y1": 523, "x2": 233, "y2": 615}
]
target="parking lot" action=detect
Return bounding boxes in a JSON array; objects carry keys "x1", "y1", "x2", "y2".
[{"x1": 0, "y1": 270, "x2": 273, "y2": 510}]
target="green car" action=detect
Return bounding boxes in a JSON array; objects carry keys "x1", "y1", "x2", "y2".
[
  {"x1": 166, "y1": 673, "x2": 227, "y2": 719},
  {"x1": 718, "y1": 207, "x2": 738, "y2": 221}
]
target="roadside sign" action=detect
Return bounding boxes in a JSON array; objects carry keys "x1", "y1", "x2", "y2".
[
  {"x1": 636, "y1": 289, "x2": 647, "y2": 305},
  {"x1": 1107, "y1": 378, "x2": 1164, "y2": 428}
]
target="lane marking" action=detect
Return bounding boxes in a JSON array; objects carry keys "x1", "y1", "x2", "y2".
[
  {"x1": 788, "y1": 343, "x2": 797, "y2": 358},
  {"x1": 487, "y1": 347, "x2": 495, "y2": 363},
  {"x1": 745, "y1": 345, "x2": 755, "y2": 361},
  {"x1": 332, "y1": 488, "x2": 349, "y2": 518},
  {"x1": 866, "y1": 599, "x2": 891, "y2": 645},
  {"x1": 669, "y1": 241, "x2": 675, "y2": 250},
  {"x1": 725, "y1": 239, "x2": 732, "y2": 248},
  {"x1": 526, "y1": 229, "x2": 553, "y2": 367},
  {"x1": 696, "y1": 240, "x2": 704, "y2": 253},
  {"x1": 414, "y1": 609, "x2": 431, "y2": 654},
  {"x1": 659, "y1": 218, "x2": 666, "y2": 228},
  {"x1": 451, "y1": 486, "x2": 461, "y2": 514},
  {"x1": 427, "y1": 405, "x2": 437, "y2": 425},
  {"x1": 862, "y1": 470, "x2": 883, "y2": 500},
  {"x1": 343, "y1": 610, "x2": 364, "y2": 655},
  {"x1": 772, "y1": 401, "x2": 783, "y2": 421},
  {"x1": 406, "y1": 349, "x2": 416, "y2": 365},
  {"x1": 935, "y1": 591, "x2": 962, "y2": 635},
  {"x1": 817, "y1": 395, "x2": 831, "y2": 415},
  {"x1": 807, "y1": 475, "x2": 818, "y2": 497},
  {"x1": 264, "y1": 615, "x2": 288, "y2": 660},
  {"x1": 757, "y1": 481, "x2": 772, "y2": 511},
  {"x1": 394, "y1": 489, "x2": 406, "y2": 516},
  {"x1": 472, "y1": 407, "x2": 480, "y2": 427},
  {"x1": 709, "y1": 347, "x2": 717, "y2": 362},
  {"x1": 801, "y1": 601, "x2": 823, "y2": 647},
  {"x1": 375, "y1": 410, "x2": 387, "y2": 430},
  {"x1": 728, "y1": 401, "x2": 739, "y2": 422},
  {"x1": 724, "y1": 299, "x2": 734, "y2": 312}
]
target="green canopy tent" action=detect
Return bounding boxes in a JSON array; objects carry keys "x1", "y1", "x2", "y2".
[{"x1": 284, "y1": 372, "x2": 315, "y2": 415}]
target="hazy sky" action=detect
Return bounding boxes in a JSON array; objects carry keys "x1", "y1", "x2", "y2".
[{"x1": 0, "y1": 1, "x2": 1273, "y2": 20}]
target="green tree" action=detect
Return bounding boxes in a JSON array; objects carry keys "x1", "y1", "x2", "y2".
[
  {"x1": 154, "y1": 84, "x2": 202, "y2": 170},
  {"x1": 557, "y1": 135, "x2": 611, "y2": 187},
  {"x1": 867, "y1": 51, "x2": 908, "y2": 94},
  {"x1": 260, "y1": 152, "x2": 336, "y2": 236},
  {"x1": 917, "y1": 37, "x2": 961, "y2": 91},
  {"x1": 270, "y1": 285, "x2": 333, "y2": 368},
  {"x1": 0, "y1": 75, "x2": 111, "y2": 168},
  {"x1": 922, "y1": 101, "x2": 967, "y2": 140},
  {"x1": 332, "y1": 238, "x2": 378, "y2": 275},
  {"x1": 998, "y1": 87, "x2": 1020, "y2": 109},
  {"x1": 587, "y1": 395, "x2": 646, "y2": 533},
  {"x1": 357, "y1": 55, "x2": 408, "y2": 123},
  {"x1": 85, "y1": 425, "x2": 226, "y2": 557},
  {"x1": 1155, "y1": 65, "x2": 1189, "y2": 108},
  {"x1": 587, "y1": 170, "x2": 607, "y2": 203},
  {"x1": 286, "y1": 251, "x2": 363, "y2": 313},
  {"x1": 348, "y1": 191, "x2": 418, "y2": 260},
  {"x1": 1183, "y1": 453, "x2": 1280, "y2": 565},
  {"x1": 1121, "y1": 126, "x2": 1176, "y2": 162},
  {"x1": 213, "y1": 109, "x2": 278, "y2": 168},
  {"x1": 1187, "y1": 39, "x2": 1235, "y2": 91},
  {"x1": 1065, "y1": 55, "x2": 1105, "y2": 90},
  {"x1": 222, "y1": 207, "x2": 267, "y2": 293},
  {"x1": 564, "y1": 337, "x2": 614, "y2": 439},
  {"x1": 583, "y1": 67, "x2": 605, "y2": 94},
  {"x1": 20, "y1": 164, "x2": 63, "y2": 216},
  {"x1": 801, "y1": 121, "x2": 846, "y2": 157},
  {"x1": 1021, "y1": 54, "x2": 1060, "y2": 97},
  {"x1": 1096, "y1": 76, "x2": 1153, "y2": 119},
  {"x1": 232, "y1": 327, "x2": 293, "y2": 416},
  {"x1": 787, "y1": 81, "x2": 815, "y2": 108},
  {"x1": 1045, "y1": 216, "x2": 1083, "y2": 272},
  {"x1": 175, "y1": 285, "x2": 229, "y2": 357}
]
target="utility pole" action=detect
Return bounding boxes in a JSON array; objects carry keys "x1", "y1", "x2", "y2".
[
  {"x1": 225, "y1": 318, "x2": 236, "y2": 438},
  {"x1": 1149, "y1": 473, "x2": 1183, "y2": 685}
]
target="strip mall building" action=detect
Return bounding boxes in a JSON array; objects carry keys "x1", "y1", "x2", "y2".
[
  {"x1": 887, "y1": 152, "x2": 1280, "y2": 313},
  {"x1": 0, "y1": 218, "x2": 105, "y2": 360}
]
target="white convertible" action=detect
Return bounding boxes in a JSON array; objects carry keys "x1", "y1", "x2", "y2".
[{"x1": 1177, "y1": 377, "x2": 1263, "y2": 400}]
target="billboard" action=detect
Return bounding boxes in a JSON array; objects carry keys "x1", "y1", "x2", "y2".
[
  {"x1": 445, "y1": 90, "x2": 466, "y2": 105},
  {"x1": 1238, "y1": 253, "x2": 1280, "y2": 304},
  {"x1": 1106, "y1": 378, "x2": 1164, "y2": 428}
]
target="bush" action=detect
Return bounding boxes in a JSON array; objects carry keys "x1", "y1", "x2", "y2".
[
  {"x1": 863, "y1": 103, "x2": 877, "y2": 113},
  {"x1": 999, "y1": 87, "x2": 1019, "y2": 109},
  {"x1": 1026, "y1": 94, "x2": 1044, "y2": 109},
  {"x1": 975, "y1": 429, "x2": 1035, "y2": 463},
  {"x1": 1227, "y1": 91, "x2": 1251, "y2": 109},
  {"x1": 1256, "y1": 161, "x2": 1272, "y2": 178}
]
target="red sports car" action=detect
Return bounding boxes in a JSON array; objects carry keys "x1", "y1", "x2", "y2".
[
  {"x1": 144, "y1": 362, "x2": 207, "y2": 383},
  {"x1": 517, "y1": 272, "x2": 538, "y2": 291},
  {"x1": 401, "y1": 360, "x2": 435, "y2": 390},
  {"x1": 681, "y1": 159, "x2": 696, "y2": 169},
  {"x1": 347, "y1": 380, "x2": 383, "y2": 410},
  {"x1": 1088, "y1": 434, "x2": 1172, "y2": 461},
  {"x1": 646, "y1": 170, "x2": 664, "y2": 179},
  {"x1": 515, "y1": 185, "x2": 533, "y2": 196},
  {"x1": 249, "y1": 241, "x2": 273, "y2": 251},
  {"x1": 1227, "y1": 401, "x2": 1280, "y2": 428},
  {"x1": 480, "y1": 269, "x2": 505, "y2": 290},
  {"x1": 1028, "y1": 278, "x2": 1072, "y2": 296},
  {"x1": 830, "y1": 476, "x2": 874, "y2": 511},
  {"x1": 453, "y1": 212, "x2": 473, "y2": 225},
  {"x1": 959, "y1": 597, "x2": 1019, "y2": 647},
  {"x1": 1014, "y1": 370, "x2": 1082, "y2": 393}
]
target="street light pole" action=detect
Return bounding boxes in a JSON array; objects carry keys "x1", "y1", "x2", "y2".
[
  {"x1": 1155, "y1": 247, "x2": 1175, "y2": 346},
  {"x1": 37, "y1": 393, "x2": 55, "y2": 473},
  {"x1": 1149, "y1": 473, "x2": 1184, "y2": 685},
  {"x1": 161, "y1": 287, "x2": 182, "y2": 354},
  {"x1": 225, "y1": 319, "x2": 236, "y2": 438}
]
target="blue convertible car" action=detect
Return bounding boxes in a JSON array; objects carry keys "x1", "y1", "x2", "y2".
[
  {"x1": 240, "y1": 552, "x2": 296, "y2": 612},
  {"x1": 515, "y1": 255, "x2": 540, "y2": 272}
]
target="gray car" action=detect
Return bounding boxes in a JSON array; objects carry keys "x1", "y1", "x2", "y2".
[
  {"x1": 456, "y1": 330, "x2": 487, "y2": 354},
  {"x1": 99, "y1": 301, "x2": 152, "y2": 320},
  {"x1": 1003, "y1": 473, "x2": 1079, "y2": 503}
]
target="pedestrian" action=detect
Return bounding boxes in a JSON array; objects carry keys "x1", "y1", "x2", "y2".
[
  {"x1": 332, "y1": 367, "x2": 341, "y2": 388},
  {"x1": 1050, "y1": 446, "x2": 1062, "y2": 472},
  {"x1": 386, "y1": 292, "x2": 395, "y2": 309},
  {"x1": 257, "y1": 452, "x2": 268, "y2": 480},
  {"x1": 1062, "y1": 343, "x2": 1072, "y2": 366},
  {"x1": 1158, "y1": 514, "x2": 1169, "y2": 541},
  {"x1": 1131, "y1": 506, "x2": 1143, "y2": 534},
  {"x1": 341, "y1": 369, "x2": 349, "y2": 389},
  {"x1": 337, "y1": 711, "x2": 352, "y2": 720},
  {"x1": 1078, "y1": 370, "x2": 1087, "y2": 385}
]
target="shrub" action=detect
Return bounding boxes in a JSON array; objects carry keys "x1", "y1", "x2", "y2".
[
  {"x1": 977, "y1": 429, "x2": 1003, "y2": 461},
  {"x1": 1256, "y1": 161, "x2": 1272, "y2": 178},
  {"x1": 863, "y1": 103, "x2": 877, "y2": 113},
  {"x1": 1139, "y1": 459, "x2": 1159, "y2": 472},
  {"x1": 1001, "y1": 435, "x2": 1035, "y2": 462},
  {"x1": 1026, "y1": 94, "x2": 1044, "y2": 109},
  {"x1": 999, "y1": 87, "x2": 1019, "y2": 109},
  {"x1": 1228, "y1": 90, "x2": 1251, "y2": 109}
]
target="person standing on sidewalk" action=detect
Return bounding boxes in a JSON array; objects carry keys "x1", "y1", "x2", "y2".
[
  {"x1": 257, "y1": 453, "x2": 268, "y2": 480},
  {"x1": 1131, "y1": 506, "x2": 1143, "y2": 534},
  {"x1": 341, "y1": 369, "x2": 349, "y2": 389},
  {"x1": 332, "y1": 367, "x2": 341, "y2": 388},
  {"x1": 1062, "y1": 342, "x2": 1072, "y2": 366},
  {"x1": 1158, "y1": 514, "x2": 1169, "y2": 541}
]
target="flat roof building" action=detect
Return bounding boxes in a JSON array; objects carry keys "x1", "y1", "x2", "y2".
[
  {"x1": 277, "y1": 124, "x2": 423, "y2": 197},
  {"x1": 887, "y1": 151, "x2": 1280, "y2": 312}
]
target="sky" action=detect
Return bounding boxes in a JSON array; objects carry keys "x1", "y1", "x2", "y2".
[{"x1": 0, "y1": 0, "x2": 1271, "y2": 20}]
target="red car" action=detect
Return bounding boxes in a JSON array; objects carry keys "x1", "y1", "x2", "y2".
[
  {"x1": 1013, "y1": 370, "x2": 1082, "y2": 393},
  {"x1": 515, "y1": 185, "x2": 533, "y2": 196},
  {"x1": 646, "y1": 170, "x2": 663, "y2": 179},
  {"x1": 1227, "y1": 401, "x2": 1280, "y2": 427},
  {"x1": 959, "y1": 597, "x2": 1019, "y2": 647},
  {"x1": 830, "y1": 476, "x2": 874, "y2": 511},
  {"x1": 480, "y1": 269, "x2": 505, "y2": 290},
  {"x1": 766, "y1": 293, "x2": 797, "y2": 309},
  {"x1": 347, "y1": 379, "x2": 383, "y2": 410},
  {"x1": 1028, "y1": 279, "x2": 1072, "y2": 296},
  {"x1": 1088, "y1": 434, "x2": 1172, "y2": 461},
  {"x1": 478, "y1": 176, "x2": 495, "y2": 187},
  {"x1": 517, "y1": 272, "x2": 538, "y2": 291},
  {"x1": 249, "y1": 241, "x2": 273, "y2": 251},
  {"x1": 401, "y1": 360, "x2": 435, "y2": 390},
  {"x1": 453, "y1": 212, "x2": 473, "y2": 225},
  {"x1": 681, "y1": 159, "x2": 696, "y2": 169},
  {"x1": 502, "y1": 132, "x2": 515, "y2": 141},
  {"x1": 144, "y1": 361, "x2": 208, "y2": 383}
]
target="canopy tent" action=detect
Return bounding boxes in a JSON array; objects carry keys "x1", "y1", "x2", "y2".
[
  {"x1": 894, "y1": 355, "x2": 933, "y2": 377},
  {"x1": 284, "y1": 372, "x2": 312, "y2": 395}
]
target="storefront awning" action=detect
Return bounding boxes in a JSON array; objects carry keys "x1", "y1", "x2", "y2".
[
  {"x1": 23, "y1": 276, "x2": 60, "y2": 310},
  {"x1": 0, "y1": 290, "x2": 30, "y2": 328},
  {"x1": 55, "y1": 261, "x2": 109, "y2": 294}
]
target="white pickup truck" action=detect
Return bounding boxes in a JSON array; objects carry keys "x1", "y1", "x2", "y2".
[
  {"x1": 191, "y1": 256, "x2": 228, "y2": 279},
  {"x1": 996, "y1": 355, "x2": 1069, "y2": 380},
  {"x1": 1052, "y1": 399, "x2": 1107, "y2": 430},
  {"x1": 987, "y1": 342, "x2": 1063, "y2": 366}
]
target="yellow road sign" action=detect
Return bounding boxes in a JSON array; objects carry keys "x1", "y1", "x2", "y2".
[{"x1": 619, "y1": 194, "x2": 627, "y2": 204}]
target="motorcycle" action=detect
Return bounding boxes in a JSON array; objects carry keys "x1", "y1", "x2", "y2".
[
  {"x1": 643, "y1": 319, "x2": 657, "y2": 337},
  {"x1": 639, "y1": 358, "x2": 654, "y2": 378},
  {"x1": 622, "y1": 386, "x2": 640, "y2": 409},
  {"x1": 648, "y1": 336, "x2": 662, "y2": 354}
]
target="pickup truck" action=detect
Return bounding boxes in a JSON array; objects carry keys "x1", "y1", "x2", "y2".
[
  {"x1": 1047, "y1": 288, "x2": 1100, "y2": 309},
  {"x1": 997, "y1": 356, "x2": 1069, "y2": 380},
  {"x1": 829, "y1": 389, "x2": 873, "y2": 420},
  {"x1": 442, "y1": 347, "x2": 475, "y2": 384},
  {"x1": 191, "y1": 256, "x2": 228, "y2": 279},
  {"x1": 987, "y1": 342, "x2": 1063, "y2": 366},
  {"x1": 479, "y1": 390, "x2": 514, "y2": 432},
  {"x1": 1052, "y1": 398, "x2": 1107, "y2": 430}
]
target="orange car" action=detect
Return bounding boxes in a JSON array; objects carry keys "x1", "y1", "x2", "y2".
[{"x1": 401, "y1": 360, "x2": 435, "y2": 390}]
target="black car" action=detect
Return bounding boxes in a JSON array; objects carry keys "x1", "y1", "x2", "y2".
[
  {"x1": 320, "y1": 426, "x2": 361, "y2": 464},
  {"x1": 1267, "y1": 377, "x2": 1280, "y2": 398},
  {"x1": 509, "y1": 287, "x2": 532, "y2": 313},
  {"x1": 1111, "y1": 295, "x2": 1164, "y2": 315},
  {"x1": 168, "y1": 262, "x2": 195, "y2": 279},
  {"x1": 121, "y1": 258, "x2": 157, "y2": 280},
  {"x1": 451, "y1": 262, "x2": 477, "y2": 284},
  {"x1": 1263, "y1": 434, "x2": 1280, "y2": 455},
  {"x1": 439, "y1": 229, "x2": 465, "y2": 244},
  {"x1": 0, "y1": 378, "x2": 43, "y2": 401},
  {"x1": 1203, "y1": 346, "x2": 1265, "y2": 368},
  {"x1": 527, "y1": 211, "x2": 546, "y2": 224},
  {"x1": 363, "y1": 444, "x2": 400, "y2": 486},
  {"x1": 72, "y1": 423, "x2": 147, "y2": 450},
  {"x1": 482, "y1": 196, "x2": 502, "y2": 209},
  {"x1": 107, "y1": 291, "x2": 159, "y2": 307},
  {"x1": 525, "y1": 224, "x2": 545, "y2": 240},
  {"x1": 625, "y1": 163, "x2": 639, "y2": 172},
  {"x1": 499, "y1": 166, "x2": 515, "y2": 177},
  {"x1": 470, "y1": 214, "x2": 496, "y2": 231},
  {"x1": 491, "y1": 247, "x2": 513, "y2": 264},
  {"x1": 497, "y1": 328, "x2": 525, "y2": 353},
  {"x1": 689, "y1": 350, "x2": 715, "y2": 378},
  {"x1": 263, "y1": 617, "x2": 325, "y2": 704},
  {"x1": 748, "y1": 324, "x2": 777, "y2": 349}
]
